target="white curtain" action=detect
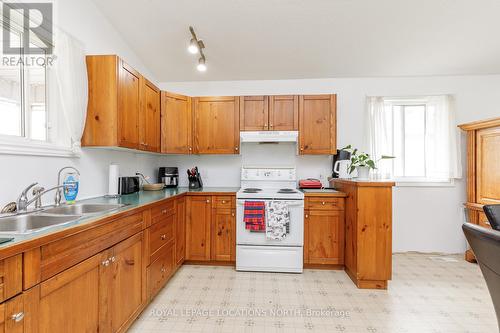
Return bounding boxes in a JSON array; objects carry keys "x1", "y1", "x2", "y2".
[
  {"x1": 366, "y1": 95, "x2": 462, "y2": 180},
  {"x1": 53, "y1": 30, "x2": 88, "y2": 153}
]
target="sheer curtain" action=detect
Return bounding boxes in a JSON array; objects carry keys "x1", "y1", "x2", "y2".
[
  {"x1": 52, "y1": 30, "x2": 88, "y2": 154},
  {"x1": 366, "y1": 95, "x2": 462, "y2": 181}
]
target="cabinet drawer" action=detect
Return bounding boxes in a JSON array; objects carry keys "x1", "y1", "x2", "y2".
[
  {"x1": 149, "y1": 214, "x2": 175, "y2": 259},
  {"x1": 213, "y1": 196, "x2": 234, "y2": 209},
  {"x1": 307, "y1": 197, "x2": 344, "y2": 211},
  {"x1": 0, "y1": 254, "x2": 22, "y2": 303},
  {"x1": 151, "y1": 200, "x2": 175, "y2": 225},
  {"x1": 478, "y1": 212, "x2": 492, "y2": 229},
  {"x1": 148, "y1": 240, "x2": 175, "y2": 298}
]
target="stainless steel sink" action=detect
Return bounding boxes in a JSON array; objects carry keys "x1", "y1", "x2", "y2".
[
  {"x1": 42, "y1": 203, "x2": 126, "y2": 215},
  {"x1": 0, "y1": 214, "x2": 81, "y2": 234}
]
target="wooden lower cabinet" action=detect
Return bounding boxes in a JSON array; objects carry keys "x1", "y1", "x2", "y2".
[
  {"x1": 211, "y1": 207, "x2": 236, "y2": 262},
  {"x1": 175, "y1": 197, "x2": 186, "y2": 267},
  {"x1": 148, "y1": 240, "x2": 175, "y2": 299},
  {"x1": 304, "y1": 209, "x2": 344, "y2": 265},
  {"x1": 0, "y1": 289, "x2": 37, "y2": 333},
  {"x1": 186, "y1": 196, "x2": 212, "y2": 261}
]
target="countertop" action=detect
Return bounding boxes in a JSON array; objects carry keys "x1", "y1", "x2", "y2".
[
  {"x1": 0, "y1": 187, "x2": 239, "y2": 254},
  {"x1": 301, "y1": 188, "x2": 347, "y2": 197}
]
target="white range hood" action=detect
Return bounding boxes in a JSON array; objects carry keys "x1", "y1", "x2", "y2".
[{"x1": 240, "y1": 131, "x2": 298, "y2": 143}]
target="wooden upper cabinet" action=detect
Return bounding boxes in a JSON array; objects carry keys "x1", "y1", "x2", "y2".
[
  {"x1": 139, "y1": 79, "x2": 160, "y2": 152},
  {"x1": 269, "y1": 95, "x2": 298, "y2": 131},
  {"x1": 476, "y1": 126, "x2": 500, "y2": 205},
  {"x1": 299, "y1": 94, "x2": 337, "y2": 155},
  {"x1": 117, "y1": 60, "x2": 141, "y2": 149},
  {"x1": 83, "y1": 55, "x2": 158, "y2": 153},
  {"x1": 161, "y1": 92, "x2": 193, "y2": 154},
  {"x1": 193, "y1": 96, "x2": 240, "y2": 154},
  {"x1": 239, "y1": 96, "x2": 269, "y2": 131}
]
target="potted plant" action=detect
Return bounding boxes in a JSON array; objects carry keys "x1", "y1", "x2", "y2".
[{"x1": 341, "y1": 145, "x2": 395, "y2": 179}]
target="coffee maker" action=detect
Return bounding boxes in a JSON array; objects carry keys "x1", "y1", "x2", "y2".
[
  {"x1": 332, "y1": 149, "x2": 352, "y2": 179},
  {"x1": 158, "y1": 167, "x2": 179, "y2": 188}
]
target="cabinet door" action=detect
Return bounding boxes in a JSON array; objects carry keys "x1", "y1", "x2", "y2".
[
  {"x1": 140, "y1": 79, "x2": 160, "y2": 152},
  {"x1": 306, "y1": 210, "x2": 344, "y2": 265},
  {"x1": 299, "y1": 94, "x2": 336, "y2": 155},
  {"x1": 211, "y1": 208, "x2": 235, "y2": 262},
  {"x1": 239, "y1": 96, "x2": 269, "y2": 131},
  {"x1": 161, "y1": 92, "x2": 193, "y2": 154},
  {"x1": 148, "y1": 240, "x2": 175, "y2": 299},
  {"x1": 269, "y1": 95, "x2": 298, "y2": 131},
  {"x1": 118, "y1": 60, "x2": 141, "y2": 149},
  {"x1": 107, "y1": 233, "x2": 144, "y2": 333},
  {"x1": 186, "y1": 196, "x2": 211, "y2": 261},
  {"x1": 37, "y1": 253, "x2": 103, "y2": 332},
  {"x1": 175, "y1": 197, "x2": 186, "y2": 266},
  {"x1": 193, "y1": 97, "x2": 240, "y2": 154},
  {"x1": 476, "y1": 127, "x2": 500, "y2": 205}
]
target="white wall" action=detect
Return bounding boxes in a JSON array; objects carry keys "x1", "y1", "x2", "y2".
[
  {"x1": 160, "y1": 75, "x2": 500, "y2": 254},
  {"x1": 0, "y1": 0, "x2": 161, "y2": 208}
]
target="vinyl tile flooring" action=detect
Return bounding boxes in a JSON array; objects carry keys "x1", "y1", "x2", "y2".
[{"x1": 130, "y1": 253, "x2": 498, "y2": 333}]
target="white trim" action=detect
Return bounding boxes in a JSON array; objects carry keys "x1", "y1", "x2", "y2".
[
  {"x1": 0, "y1": 136, "x2": 78, "y2": 157},
  {"x1": 395, "y1": 178, "x2": 455, "y2": 188}
]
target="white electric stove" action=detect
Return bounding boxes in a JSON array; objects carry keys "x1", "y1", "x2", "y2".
[{"x1": 236, "y1": 167, "x2": 304, "y2": 273}]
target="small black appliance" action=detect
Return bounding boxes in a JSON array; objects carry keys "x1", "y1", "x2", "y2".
[
  {"x1": 158, "y1": 167, "x2": 179, "y2": 188},
  {"x1": 118, "y1": 176, "x2": 140, "y2": 195}
]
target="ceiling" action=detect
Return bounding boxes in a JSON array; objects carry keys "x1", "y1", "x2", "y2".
[{"x1": 92, "y1": 0, "x2": 500, "y2": 82}]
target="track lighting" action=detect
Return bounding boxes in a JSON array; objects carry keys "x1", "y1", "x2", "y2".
[{"x1": 188, "y1": 26, "x2": 207, "y2": 72}]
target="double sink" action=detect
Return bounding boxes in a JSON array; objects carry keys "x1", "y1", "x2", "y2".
[{"x1": 0, "y1": 203, "x2": 127, "y2": 235}]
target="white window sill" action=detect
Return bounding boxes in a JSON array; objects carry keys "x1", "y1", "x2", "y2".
[
  {"x1": 0, "y1": 138, "x2": 79, "y2": 158},
  {"x1": 395, "y1": 179, "x2": 456, "y2": 187}
]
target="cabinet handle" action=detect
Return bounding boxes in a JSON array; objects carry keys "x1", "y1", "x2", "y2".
[
  {"x1": 110, "y1": 256, "x2": 116, "y2": 262},
  {"x1": 264, "y1": 123, "x2": 268, "y2": 127},
  {"x1": 270, "y1": 124, "x2": 273, "y2": 127},
  {"x1": 161, "y1": 234, "x2": 167, "y2": 240},
  {"x1": 162, "y1": 209, "x2": 167, "y2": 214},
  {"x1": 222, "y1": 200, "x2": 226, "y2": 204},
  {"x1": 206, "y1": 199, "x2": 210, "y2": 203},
  {"x1": 300, "y1": 147, "x2": 304, "y2": 151},
  {"x1": 102, "y1": 259, "x2": 110, "y2": 267},
  {"x1": 161, "y1": 267, "x2": 166, "y2": 273},
  {"x1": 485, "y1": 221, "x2": 491, "y2": 226},
  {"x1": 231, "y1": 213, "x2": 235, "y2": 217},
  {"x1": 322, "y1": 201, "x2": 325, "y2": 205},
  {"x1": 305, "y1": 214, "x2": 309, "y2": 218},
  {"x1": 189, "y1": 147, "x2": 192, "y2": 151},
  {"x1": 11, "y1": 312, "x2": 24, "y2": 322}
]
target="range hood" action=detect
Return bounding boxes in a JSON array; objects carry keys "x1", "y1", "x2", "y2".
[{"x1": 240, "y1": 131, "x2": 298, "y2": 143}]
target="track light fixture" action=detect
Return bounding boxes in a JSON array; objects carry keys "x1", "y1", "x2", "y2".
[{"x1": 188, "y1": 26, "x2": 207, "y2": 72}]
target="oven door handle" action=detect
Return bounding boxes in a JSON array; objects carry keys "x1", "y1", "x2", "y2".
[{"x1": 236, "y1": 200, "x2": 304, "y2": 207}]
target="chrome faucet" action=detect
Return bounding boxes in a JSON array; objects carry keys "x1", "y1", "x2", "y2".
[
  {"x1": 17, "y1": 182, "x2": 38, "y2": 211},
  {"x1": 55, "y1": 166, "x2": 80, "y2": 206}
]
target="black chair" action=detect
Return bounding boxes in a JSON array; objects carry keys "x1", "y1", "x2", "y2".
[
  {"x1": 462, "y1": 223, "x2": 500, "y2": 329},
  {"x1": 484, "y1": 205, "x2": 500, "y2": 231}
]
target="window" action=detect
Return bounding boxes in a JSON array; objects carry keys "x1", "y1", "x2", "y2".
[{"x1": 367, "y1": 96, "x2": 461, "y2": 185}]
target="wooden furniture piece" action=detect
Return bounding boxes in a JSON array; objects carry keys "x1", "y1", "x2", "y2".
[
  {"x1": 331, "y1": 179, "x2": 395, "y2": 289},
  {"x1": 303, "y1": 193, "x2": 346, "y2": 268},
  {"x1": 459, "y1": 117, "x2": 500, "y2": 262},
  {"x1": 211, "y1": 196, "x2": 236, "y2": 262},
  {"x1": 161, "y1": 92, "x2": 193, "y2": 154},
  {"x1": 83, "y1": 55, "x2": 160, "y2": 152},
  {"x1": 239, "y1": 95, "x2": 298, "y2": 131},
  {"x1": 299, "y1": 94, "x2": 337, "y2": 155},
  {"x1": 193, "y1": 96, "x2": 240, "y2": 154}
]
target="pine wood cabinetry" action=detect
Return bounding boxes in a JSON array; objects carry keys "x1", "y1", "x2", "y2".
[
  {"x1": 304, "y1": 196, "x2": 345, "y2": 266},
  {"x1": 239, "y1": 95, "x2": 298, "y2": 131},
  {"x1": 193, "y1": 96, "x2": 240, "y2": 154},
  {"x1": 175, "y1": 197, "x2": 186, "y2": 267},
  {"x1": 186, "y1": 196, "x2": 212, "y2": 260},
  {"x1": 299, "y1": 94, "x2": 337, "y2": 155},
  {"x1": 331, "y1": 179, "x2": 395, "y2": 290},
  {"x1": 459, "y1": 117, "x2": 500, "y2": 262},
  {"x1": 211, "y1": 197, "x2": 236, "y2": 262},
  {"x1": 83, "y1": 55, "x2": 160, "y2": 152},
  {"x1": 161, "y1": 92, "x2": 193, "y2": 154}
]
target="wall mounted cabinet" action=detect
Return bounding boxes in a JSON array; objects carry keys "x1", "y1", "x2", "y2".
[
  {"x1": 83, "y1": 55, "x2": 160, "y2": 152},
  {"x1": 161, "y1": 92, "x2": 193, "y2": 154},
  {"x1": 239, "y1": 95, "x2": 298, "y2": 131}
]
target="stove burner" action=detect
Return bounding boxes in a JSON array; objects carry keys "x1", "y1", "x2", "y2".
[
  {"x1": 243, "y1": 188, "x2": 263, "y2": 193},
  {"x1": 278, "y1": 188, "x2": 297, "y2": 193}
]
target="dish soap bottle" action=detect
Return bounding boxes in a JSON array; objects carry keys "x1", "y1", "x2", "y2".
[{"x1": 63, "y1": 172, "x2": 80, "y2": 204}]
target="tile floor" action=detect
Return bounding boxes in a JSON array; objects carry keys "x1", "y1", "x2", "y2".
[{"x1": 130, "y1": 253, "x2": 498, "y2": 333}]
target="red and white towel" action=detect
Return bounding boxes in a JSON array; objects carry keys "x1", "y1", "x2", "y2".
[{"x1": 243, "y1": 201, "x2": 266, "y2": 232}]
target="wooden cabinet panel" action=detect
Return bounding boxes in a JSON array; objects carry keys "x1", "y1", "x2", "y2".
[
  {"x1": 269, "y1": 95, "x2": 298, "y2": 131},
  {"x1": 140, "y1": 79, "x2": 160, "y2": 152},
  {"x1": 149, "y1": 214, "x2": 175, "y2": 259},
  {"x1": 118, "y1": 60, "x2": 141, "y2": 149},
  {"x1": 0, "y1": 293, "x2": 26, "y2": 333},
  {"x1": 213, "y1": 196, "x2": 234, "y2": 209},
  {"x1": 161, "y1": 92, "x2": 193, "y2": 154},
  {"x1": 299, "y1": 94, "x2": 336, "y2": 155},
  {"x1": 151, "y1": 200, "x2": 175, "y2": 226},
  {"x1": 307, "y1": 197, "x2": 344, "y2": 211},
  {"x1": 175, "y1": 197, "x2": 186, "y2": 267},
  {"x1": 211, "y1": 208, "x2": 235, "y2": 262},
  {"x1": 193, "y1": 97, "x2": 240, "y2": 154},
  {"x1": 305, "y1": 210, "x2": 344, "y2": 265},
  {"x1": 186, "y1": 196, "x2": 211, "y2": 261},
  {"x1": 0, "y1": 254, "x2": 22, "y2": 303},
  {"x1": 148, "y1": 240, "x2": 175, "y2": 299},
  {"x1": 476, "y1": 127, "x2": 500, "y2": 205},
  {"x1": 239, "y1": 96, "x2": 269, "y2": 131},
  {"x1": 107, "y1": 233, "x2": 144, "y2": 333},
  {"x1": 38, "y1": 253, "x2": 102, "y2": 333}
]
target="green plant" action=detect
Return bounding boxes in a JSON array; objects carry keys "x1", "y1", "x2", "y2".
[{"x1": 341, "y1": 145, "x2": 395, "y2": 174}]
